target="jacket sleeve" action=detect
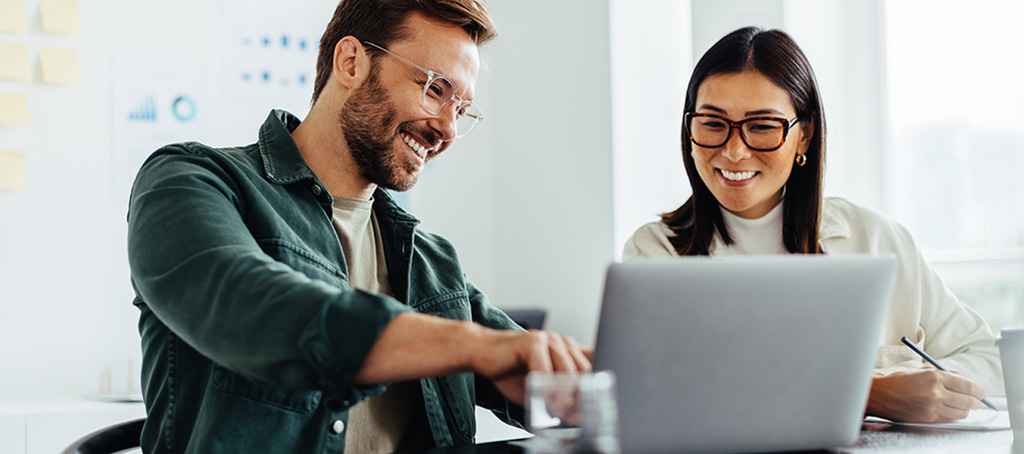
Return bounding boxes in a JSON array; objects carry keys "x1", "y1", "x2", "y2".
[
  {"x1": 465, "y1": 280, "x2": 527, "y2": 429},
  {"x1": 904, "y1": 227, "x2": 1005, "y2": 395},
  {"x1": 127, "y1": 146, "x2": 410, "y2": 400},
  {"x1": 623, "y1": 222, "x2": 678, "y2": 261},
  {"x1": 875, "y1": 217, "x2": 1004, "y2": 395}
]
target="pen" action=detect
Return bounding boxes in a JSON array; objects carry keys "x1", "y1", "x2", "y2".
[{"x1": 900, "y1": 336, "x2": 998, "y2": 411}]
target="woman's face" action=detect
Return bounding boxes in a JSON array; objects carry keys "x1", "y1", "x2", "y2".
[{"x1": 690, "y1": 70, "x2": 812, "y2": 219}]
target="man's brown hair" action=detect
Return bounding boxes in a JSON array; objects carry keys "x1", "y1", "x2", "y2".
[{"x1": 312, "y1": 0, "x2": 497, "y2": 104}]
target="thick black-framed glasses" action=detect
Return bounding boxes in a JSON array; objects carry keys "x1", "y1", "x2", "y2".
[
  {"x1": 362, "y1": 41, "x2": 483, "y2": 139},
  {"x1": 685, "y1": 112, "x2": 800, "y2": 152}
]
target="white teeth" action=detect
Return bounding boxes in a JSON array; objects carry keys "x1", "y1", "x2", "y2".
[
  {"x1": 401, "y1": 133, "x2": 432, "y2": 159},
  {"x1": 720, "y1": 169, "x2": 756, "y2": 181}
]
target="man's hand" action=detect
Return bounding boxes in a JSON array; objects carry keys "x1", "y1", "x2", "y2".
[
  {"x1": 866, "y1": 368, "x2": 987, "y2": 423},
  {"x1": 469, "y1": 328, "x2": 592, "y2": 405},
  {"x1": 352, "y1": 313, "x2": 592, "y2": 406}
]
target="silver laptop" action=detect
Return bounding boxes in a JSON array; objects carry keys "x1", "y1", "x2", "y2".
[{"x1": 593, "y1": 255, "x2": 897, "y2": 454}]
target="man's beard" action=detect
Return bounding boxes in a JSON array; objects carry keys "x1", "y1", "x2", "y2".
[{"x1": 337, "y1": 72, "x2": 421, "y2": 192}]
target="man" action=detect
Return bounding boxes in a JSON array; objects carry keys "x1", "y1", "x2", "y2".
[{"x1": 127, "y1": 0, "x2": 590, "y2": 452}]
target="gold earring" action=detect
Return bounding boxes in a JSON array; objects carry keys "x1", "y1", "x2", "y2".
[{"x1": 795, "y1": 154, "x2": 807, "y2": 167}]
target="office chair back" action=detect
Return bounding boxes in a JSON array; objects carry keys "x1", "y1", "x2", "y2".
[{"x1": 61, "y1": 417, "x2": 145, "y2": 454}]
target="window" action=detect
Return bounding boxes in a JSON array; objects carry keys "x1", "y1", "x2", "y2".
[{"x1": 883, "y1": 0, "x2": 1024, "y2": 331}]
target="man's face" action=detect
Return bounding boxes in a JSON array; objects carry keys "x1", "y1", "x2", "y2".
[{"x1": 338, "y1": 12, "x2": 481, "y2": 192}]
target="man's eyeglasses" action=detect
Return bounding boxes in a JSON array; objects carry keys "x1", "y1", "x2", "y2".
[
  {"x1": 684, "y1": 112, "x2": 800, "y2": 152},
  {"x1": 363, "y1": 41, "x2": 483, "y2": 139}
]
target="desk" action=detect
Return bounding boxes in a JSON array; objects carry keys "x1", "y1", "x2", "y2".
[{"x1": 411, "y1": 425, "x2": 1021, "y2": 453}]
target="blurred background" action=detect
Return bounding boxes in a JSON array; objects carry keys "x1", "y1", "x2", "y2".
[{"x1": 0, "y1": 0, "x2": 1020, "y2": 411}]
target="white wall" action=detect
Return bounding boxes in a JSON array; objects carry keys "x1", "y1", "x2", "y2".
[
  {"x1": 0, "y1": 0, "x2": 618, "y2": 403},
  {"x1": 412, "y1": 0, "x2": 616, "y2": 346},
  {"x1": 0, "y1": 0, "x2": 339, "y2": 402},
  {"x1": 1, "y1": 0, "x2": 900, "y2": 406},
  {"x1": 783, "y1": 0, "x2": 887, "y2": 210},
  {"x1": 609, "y1": 0, "x2": 692, "y2": 260}
]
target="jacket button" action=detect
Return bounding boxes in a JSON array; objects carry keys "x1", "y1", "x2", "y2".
[
  {"x1": 311, "y1": 184, "x2": 322, "y2": 196},
  {"x1": 332, "y1": 420, "x2": 345, "y2": 434}
]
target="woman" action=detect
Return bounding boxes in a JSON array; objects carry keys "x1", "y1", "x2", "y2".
[{"x1": 623, "y1": 26, "x2": 1002, "y2": 424}]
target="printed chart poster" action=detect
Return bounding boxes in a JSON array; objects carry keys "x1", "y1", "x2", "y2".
[
  {"x1": 220, "y1": 2, "x2": 325, "y2": 117},
  {"x1": 110, "y1": 57, "x2": 211, "y2": 207}
]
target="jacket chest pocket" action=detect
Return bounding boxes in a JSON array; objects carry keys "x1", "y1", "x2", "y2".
[
  {"x1": 211, "y1": 365, "x2": 322, "y2": 414},
  {"x1": 257, "y1": 238, "x2": 347, "y2": 285},
  {"x1": 410, "y1": 291, "x2": 471, "y2": 320}
]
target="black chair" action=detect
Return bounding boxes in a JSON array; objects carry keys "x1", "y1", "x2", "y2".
[
  {"x1": 502, "y1": 308, "x2": 547, "y2": 331},
  {"x1": 61, "y1": 418, "x2": 145, "y2": 454}
]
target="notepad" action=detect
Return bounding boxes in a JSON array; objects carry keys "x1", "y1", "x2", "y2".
[
  {"x1": 0, "y1": 92, "x2": 31, "y2": 125},
  {"x1": 865, "y1": 400, "x2": 1011, "y2": 431},
  {"x1": 38, "y1": 47, "x2": 80, "y2": 85},
  {"x1": 39, "y1": 0, "x2": 80, "y2": 34},
  {"x1": 0, "y1": 0, "x2": 28, "y2": 34},
  {"x1": 0, "y1": 41, "x2": 32, "y2": 82},
  {"x1": 0, "y1": 151, "x2": 26, "y2": 190}
]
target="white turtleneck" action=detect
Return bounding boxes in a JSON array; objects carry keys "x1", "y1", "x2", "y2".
[{"x1": 719, "y1": 201, "x2": 788, "y2": 255}]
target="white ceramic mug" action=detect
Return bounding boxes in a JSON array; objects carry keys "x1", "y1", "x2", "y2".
[{"x1": 998, "y1": 328, "x2": 1024, "y2": 441}]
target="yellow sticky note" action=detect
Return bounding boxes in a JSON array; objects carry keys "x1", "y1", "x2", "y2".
[
  {"x1": 0, "y1": 92, "x2": 31, "y2": 125},
  {"x1": 0, "y1": 41, "x2": 31, "y2": 82},
  {"x1": 39, "y1": 0, "x2": 80, "y2": 34},
  {"x1": 0, "y1": 0, "x2": 28, "y2": 34},
  {"x1": 0, "y1": 151, "x2": 27, "y2": 190},
  {"x1": 39, "y1": 47, "x2": 80, "y2": 85}
]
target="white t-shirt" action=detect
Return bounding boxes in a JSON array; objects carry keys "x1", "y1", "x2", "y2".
[{"x1": 331, "y1": 197, "x2": 419, "y2": 453}]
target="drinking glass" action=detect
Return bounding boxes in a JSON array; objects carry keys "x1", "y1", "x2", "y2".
[{"x1": 525, "y1": 370, "x2": 619, "y2": 454}]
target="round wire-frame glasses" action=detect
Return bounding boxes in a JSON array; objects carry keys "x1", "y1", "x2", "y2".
[
  {"x1": 685, "y1": 112, "x2": 800, "y2": 152},
  {"x1": 362, "y1": 41, "x2": 483, "y2": 139}
]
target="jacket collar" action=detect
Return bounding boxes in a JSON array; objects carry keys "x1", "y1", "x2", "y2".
[
  {"x1": 372, "y1": 187, "x2": 420, "y2": 224},
  {"x1": 819, "y1": 198, "x2": 850, "y2": 240},
  {"x1": 257, "y1": 109, "x2": 420, "y2": 224},
  {"x1": 258, "y1": 109, "x2": 318, "y2": 185}
]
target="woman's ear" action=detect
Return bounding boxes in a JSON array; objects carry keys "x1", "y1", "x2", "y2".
[{"x1": 798, "y1": 118, "x2": 814, "y2": 153}]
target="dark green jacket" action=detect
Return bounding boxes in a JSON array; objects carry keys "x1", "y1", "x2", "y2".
[{"x1": 127, "y1": 110, "x2": 523, "y2": 453}]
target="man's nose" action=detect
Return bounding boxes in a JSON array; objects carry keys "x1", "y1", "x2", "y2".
[{"x1": 427, "y1": 102, "x2": 459, "y2": 142}]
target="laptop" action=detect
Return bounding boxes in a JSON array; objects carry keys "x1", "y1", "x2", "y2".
[{"x1": 593, "y1": 255, "x2": 897, "y2": 454}]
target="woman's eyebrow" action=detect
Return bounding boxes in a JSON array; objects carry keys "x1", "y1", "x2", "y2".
[
  {"x1": 697, "y1": 105, "x2": 788, "y2": 117},
  {"x1": 744, "y1": 108, "x2": 786, "y2": 116},
  {"x1": 697, "y1": 104, "x2": 728, "y2": 114}
]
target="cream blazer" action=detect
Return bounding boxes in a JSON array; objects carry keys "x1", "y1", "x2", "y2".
[{"x1": 623, "y1": 197, "x2": 1004, "y2": 395}]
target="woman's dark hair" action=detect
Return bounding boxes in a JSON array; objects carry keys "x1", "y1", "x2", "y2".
[{"x1": 662, "y1": 26, "x2": 826, "y2": 255}]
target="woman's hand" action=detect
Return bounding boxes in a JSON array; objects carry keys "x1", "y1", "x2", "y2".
[{"x1": 866, "y1": 368, "x2": 988, "y2": 423}]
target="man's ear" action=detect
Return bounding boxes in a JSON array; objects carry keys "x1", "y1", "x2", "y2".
[{"x1": 333, "y1": 36, "x2": 370, "y2": 90}]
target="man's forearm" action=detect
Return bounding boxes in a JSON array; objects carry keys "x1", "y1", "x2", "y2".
[
  {"x1": 352, "y1": 311, "x2": 484, "y2": 384},
  {"x1": 352, "y1": 311, "x2": 590, "y2": 406}
]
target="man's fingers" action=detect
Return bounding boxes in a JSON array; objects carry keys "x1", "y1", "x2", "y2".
[
  {"x1": 544, "y1": 331, "x2": 578, "y2": 373},
  {"x1": 581, "y1": 348, "x2": 594, "y2": 361},
  {"x1": 521, "y1": 331, "x2": 594, "y2": 374},
  {"x1": 526, "y1": 331, "x2": 554, "y2": 374},
  {"x1": 562, "y1": 335, "x2": 592, "y2": 372}
]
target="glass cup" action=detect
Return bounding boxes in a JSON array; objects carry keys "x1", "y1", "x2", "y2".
[
  {"x1": 525, "y1": 370, "x2": 620, "y2": 454},
  {"x1": 998, "y1": 328, "x2": 1024, "y2": 441}
]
